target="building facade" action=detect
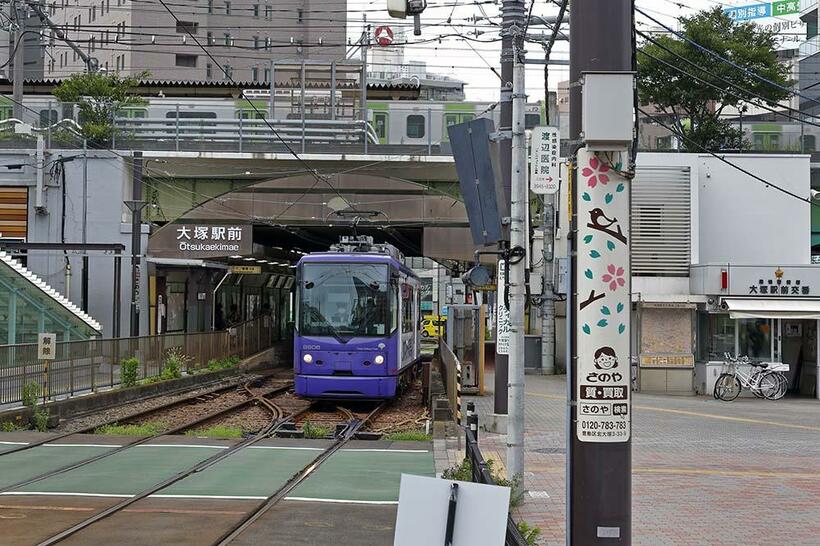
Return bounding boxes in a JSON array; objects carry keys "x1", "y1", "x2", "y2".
[{"x1": 45, "y1": 0, "x2": 346, "y2": 81}]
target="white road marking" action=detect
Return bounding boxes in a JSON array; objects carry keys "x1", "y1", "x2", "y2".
[
  {"x1": 247, "y1": 446, "x2": 325, "y2": 451},
  {"x1": 339, "y1": 449, "x2": 430, "y2": 454},
  {"x1": 0, "y1": 441, "x2": 28, "y2": 446},
  {"x1": 0, "y1": 492, "x2": 133, "y2": 498},
  {"x1": 45, "y1": 444, "x2": 123, "y2": 448},
  {"x1": 135, "y1": 444, "x2": 227, "y2": 449},
  {"x1": 284, "y1": 496, "x2": 398, "y2": 505},
  {"x1": 151, "y1": 494, "x2": 268, "y2": 500}
]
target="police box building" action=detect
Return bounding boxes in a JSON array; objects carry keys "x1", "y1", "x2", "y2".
[{"x1": 623, "y1": 152, "x2": 820, "y2": 400}]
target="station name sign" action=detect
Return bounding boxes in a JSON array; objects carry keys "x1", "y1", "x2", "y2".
[{"x1": 149, "y1": 224, "x2": 252, "y2": 259}]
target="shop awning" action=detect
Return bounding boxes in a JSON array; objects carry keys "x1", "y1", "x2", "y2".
[{"x1": 723, "y1": 298, "x2": 820, "y2": 320}]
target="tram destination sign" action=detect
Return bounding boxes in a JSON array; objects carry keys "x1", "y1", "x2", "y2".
[{"x1": 149, "y1": 224, "x2": 252, "y2": 259}]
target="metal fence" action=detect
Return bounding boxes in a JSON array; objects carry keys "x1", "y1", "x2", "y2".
[
  {"x1": 465, "y1": 420, "x2": 528, "y2": 546},
  {"x1": 438, "y1": 339, "x2": 462, "y2": 424},
  {"x1": 0, "y1": 317, "x2": 275, "y2": 406}
]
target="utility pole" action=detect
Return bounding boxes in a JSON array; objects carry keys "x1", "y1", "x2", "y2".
[
  {"x1": 12, "y1": 1, "x2": 25, "y2": 120},
  {"x1": 494, "y1": 0, "x2": 526, "y2": 421},
  {"x1": 81, "y1": 140, "x2": 89, "y2": 312},
  {"x1": 507, "y1": 40, "x2": 527, "y2": 481},
  {"x1": 568, "y1": 1, "x2": 633, "y2": 544},
  {"x1": 539, "y1": 0, "x2": 567, "y2": 377},
  {"x1": 125, "y1": 152, "x2": 146, "y2": 338}
]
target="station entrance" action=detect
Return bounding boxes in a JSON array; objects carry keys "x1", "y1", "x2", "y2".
[{"x1": 145, "y1": 173, "x2": 475, "y2": 337}]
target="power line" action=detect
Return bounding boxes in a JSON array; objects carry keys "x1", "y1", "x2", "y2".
[
  {"x1": 637, "y1": 106, "x2": 819, "y2": 211},
  {"x1": 150, "y1": 0, "x2": 355, "y2": 216},
  {"x1": 636, "y1": 31, "x2": 820, "y2": 128},
  {"x1": 634, "y1": 6, "x2": 820, "y2": 110}
]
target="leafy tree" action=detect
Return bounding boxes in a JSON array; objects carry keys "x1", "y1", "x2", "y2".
[
  {"x1": 52, "y1": 71, "x2": 149, "y2": 146},
  {"x1": 638, "y1": 8, "x2": 792, "y2": 152}
]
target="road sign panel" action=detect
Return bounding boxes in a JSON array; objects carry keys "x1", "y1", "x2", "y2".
[{"x1": 530, "y1": 126, "x2": 560, "y2": 194}]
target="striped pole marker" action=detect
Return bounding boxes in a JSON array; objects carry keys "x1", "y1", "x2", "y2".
[{"x1": 455, "y1": 361, "x2": 462, "y2": 425}]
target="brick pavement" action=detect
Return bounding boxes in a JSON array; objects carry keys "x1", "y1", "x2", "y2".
[{"x1": 434, "y1": 373, "x2": 820, "y2": 546}]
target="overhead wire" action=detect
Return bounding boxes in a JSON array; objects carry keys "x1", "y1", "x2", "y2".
[{"x1": 637, "y1": 106, "x2": 820, "y2": 211}]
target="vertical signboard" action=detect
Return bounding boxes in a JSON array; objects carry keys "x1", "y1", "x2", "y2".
[
  {"x1": 495, "y1": 260, "x2": 510, "y2": 355},
  {"x1": 37, "y1": 333, "x2": 56, "y2": 360},
  {"x1": 530, "y1": 126, "x2": 560, "y2": 194},
  {"x1": 574, "y1": 149, "x2": 630, "y2": 442}
]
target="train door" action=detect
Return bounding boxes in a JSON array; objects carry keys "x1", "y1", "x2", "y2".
[{"x1": 373, "y1": 111, "x2": 389, "y2": 144}]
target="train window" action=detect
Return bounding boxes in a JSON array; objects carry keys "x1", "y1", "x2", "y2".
[
  {"x1": 0, "y1": 107, "x2": 13, "y2": 121},
  {"x1": 401, "y1": 283, "x2": 415, "y2": 332},
  {"x1": 524, "y1": 113, "x2": 541, "y2": 129},
  {"x1": 236, "y1": 110, "x2": 266, "y2": 120},
  {"x1": 300, "y1": 264, "x2": 389, "y2": 337},
  {"x1": 801, "y1": 135, "x2": 816, "y2": 152},
  {"x1": 39, "y1": 109, "x2": 58, "y2": 126},
  {"x1": 406, "y1": 114, "x2": 425, "y2": 139},
  {"x1": 166, "y1": 111, "x2": 217, "y2": 119}
]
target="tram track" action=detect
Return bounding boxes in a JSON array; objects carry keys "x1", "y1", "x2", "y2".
[
  {"x1": 0, "y1": 372, "x2": 284, "y2": 458},
  {"x1": 0, "y1": 380, "x2": 294, "y2": 496},
  {"x1": 34, "y1": 389, "x2": 321, "y2": 546},
  {"x1": 214, "y1": 401, "x2": 387, "y2": 545}
]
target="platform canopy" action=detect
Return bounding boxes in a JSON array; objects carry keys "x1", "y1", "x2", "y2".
[{"x1": 723, "y1": 298, "x2": 820, "y2": 320}]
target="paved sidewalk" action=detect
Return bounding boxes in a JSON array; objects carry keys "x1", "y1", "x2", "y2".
[{"x1": 436, "y1": 374, "x2": 820, "y2": 546}]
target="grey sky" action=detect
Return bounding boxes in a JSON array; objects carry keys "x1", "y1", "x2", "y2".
[{"x1": 346, "y1": 0, "x2": 805, "y2": 102}]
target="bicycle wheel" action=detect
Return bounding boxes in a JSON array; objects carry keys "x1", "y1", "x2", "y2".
[
  {"x1": 714, "y1": 373, "x2": 741, "y2": 401},
  {"x1": 756, "y1": 372, "x2": 780, "y2": 400},
  {"x1": 749, "y1": 370, "x2": 765, "y2": 398},
  {"x1": 763, "y1": 372, "x2": 788, "y2": 401}
]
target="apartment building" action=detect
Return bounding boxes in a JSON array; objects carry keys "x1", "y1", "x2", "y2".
[{"x1": 44, "y1": 0, "x2": 347, "y2": 81}]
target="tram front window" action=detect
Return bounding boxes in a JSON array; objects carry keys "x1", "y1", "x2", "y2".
[{"x1": 299, "y1": 264, "x2": 389, "y2": 338}]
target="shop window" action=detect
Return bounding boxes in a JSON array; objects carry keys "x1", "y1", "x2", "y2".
[
  {"x1": 737, "y1": 318, "x2": 772, "y2": 362},
  {"x1": 697, "y1": 313, "x2": 735, "y2": 361}
]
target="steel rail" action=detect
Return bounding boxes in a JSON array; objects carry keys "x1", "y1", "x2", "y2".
[
  {"x1": 0, "y1": 382, "x2": 293, "y2": 495},
  {"x1": 0, "y1": 372, "x2": 279, "y2": 458},
  {"x1": 36, "y1": 391, "x2": 315, "y2": 546},
  {"x1": 214, "y1": 401, "x2": 387, "y2": 545}
]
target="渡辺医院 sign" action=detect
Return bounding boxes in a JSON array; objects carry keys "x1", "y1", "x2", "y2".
[{"x1": 530, "y1": 126, "x2": 560, "y2": 195}]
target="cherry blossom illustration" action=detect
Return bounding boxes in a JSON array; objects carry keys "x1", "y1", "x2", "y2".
[
  {"x1": 601, "y1": 264, "x2": 625, "y2": 291},
  {"x1": 581, "y1": 155, "x2": 610, "y2": 188}
]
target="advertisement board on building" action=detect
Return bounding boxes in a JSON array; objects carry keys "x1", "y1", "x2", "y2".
[
  {"x1": 723, "y1": 2, "x2": 803, "y2": 47},
  {"x1": 574, "y1": 149, "x2": 631, "y2": 443},
  {"x1": 149, "y1": 224, "x2": 253, "y2": 258}
]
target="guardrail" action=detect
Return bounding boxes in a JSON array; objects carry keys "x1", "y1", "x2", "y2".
[
  {"x1": 464, "y1": 407, "x2": 529, "y2": 546},
  {"x1": 113, "y1": 117, "x2": 379, "y2": 152},
  {"x1": 438, "y1": 339, "x2": 462, "y2": 424},
  {"x1": 0, "y1": 317, "x2": 274, "y2": 406}
]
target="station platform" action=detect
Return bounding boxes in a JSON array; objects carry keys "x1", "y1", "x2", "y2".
[{"x1": 0, "y1": 436, "x2": 435, "y2": 545}]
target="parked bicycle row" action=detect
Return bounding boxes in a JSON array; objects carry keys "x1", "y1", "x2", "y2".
[{"x1": 714, "y1": 353, "x2": 789, "y2": 401}]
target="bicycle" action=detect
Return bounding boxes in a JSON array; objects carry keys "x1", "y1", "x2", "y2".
[{"x1": 713, "y1": 353, "x2": 786, "y2": 401}]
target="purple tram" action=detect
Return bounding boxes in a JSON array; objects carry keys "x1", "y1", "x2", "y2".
[{"x1": 293, "y1": 237, "x2": 421, "y2": 399}]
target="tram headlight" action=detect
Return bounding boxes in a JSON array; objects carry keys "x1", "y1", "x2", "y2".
[
  {"x1": 374, "y1": 354, "x2": 385, "y2": 365},
  {"x1": 303, "y1": 353, "x2": 313, "y2": 364}
]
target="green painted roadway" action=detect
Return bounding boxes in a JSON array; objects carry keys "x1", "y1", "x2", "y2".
[{"x1": 0, "y1": 440, "x2": 435, "y2": 503}]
